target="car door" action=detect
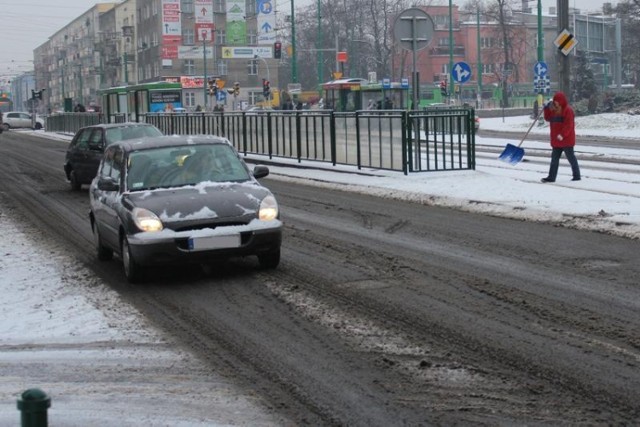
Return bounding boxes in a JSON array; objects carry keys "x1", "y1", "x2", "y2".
[
  {"x1": 92, "y1": 146, "x2": 123, "y2": 251},
  {"x1": 67, "y1": 129, "x2": 92, "y2": 180},
  {"x1": 83, "y1": 128, "x2": 106, "y2": 183},
  {"x1": 17, "y1": 112, "x2": 31, "y2": 128}
]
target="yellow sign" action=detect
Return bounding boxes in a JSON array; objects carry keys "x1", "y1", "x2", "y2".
[
  {"x1": 554, "y1": 29, "x2": 578, "y2": 56},
  {"x1": 333, "y1": 72, "x2": 343, "y2": 79}
]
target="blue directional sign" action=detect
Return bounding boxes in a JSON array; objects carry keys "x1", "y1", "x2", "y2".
[
  {"x1": 217, "y1": 90, "x2": 227, "y2": 102},
  {"x1": 534, "y1": 61, "x2": 548, "y2": 77},
  {"x1": 382, "y1": 78, "x2": 391, "y2": 89},
  {"x1": 401, "y1": 78, "x2": 409, "y2": 88},
  {"x1": 451, "y1": 61, "x2": 472, "y2": 84}
]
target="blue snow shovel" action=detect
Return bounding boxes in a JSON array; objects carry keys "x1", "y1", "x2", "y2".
[{"x1": 498, "y1": 109, "x2": 543, "y2": 165}]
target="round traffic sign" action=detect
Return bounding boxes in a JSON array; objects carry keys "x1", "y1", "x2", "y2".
[
  {"x1": 393, "y1": 8, "x2": 435, "y2": 51},
  {"x1": 451, "y1": 61, "x2": 472, "y2": 84}
]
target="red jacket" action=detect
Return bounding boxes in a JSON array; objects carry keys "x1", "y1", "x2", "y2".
[{"x1": 543, "y1": 91, "x2": 576, "y2": 148}]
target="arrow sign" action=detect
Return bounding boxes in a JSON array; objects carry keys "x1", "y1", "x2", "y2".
[
  {"x1": 534, "y1": 61, "x2": 548, "y2": 77},
  {"x1": 452, "y1": 61, "x2": 471, "y2": 83}
]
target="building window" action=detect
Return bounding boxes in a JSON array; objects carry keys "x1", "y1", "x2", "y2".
[
  {"x1": 152, "y1": 1, "x2": 158, "y2": 15},
  {"x1": 215, "y1": 30, "x2": 226, "y2": 45},
  {"x1": 213, "y1": 0, "x2": 224, "y2": 13},
  {"x1": 480, "y1": 37, "x2": 495, "y2": 49},
  {"x1": 247, "y1": 60, "x2": 258, "y2": 75},
  {"x1": 217, "y1": 60, "x2": 228, "y2": 76},
  {"x1": 152, "y1": 32, "x2": 159, "y2": 47},
  {"x1": 248, "y1": 31, "x2": 257, "y2": 45},
  {"x1": 249, "y1": 91, "x2": 261, "y2": 105},
  {"x1": 183, "y1": 28, "x2": 195, "y2": 45},
  {"x1": 438, "y1": 38, "x2": 449, "y2": 46},
  {"x1": 182, "y1": 0, "x2": 194, "y2": 13},
  {"x1": 184, "y1": 59, "x2": 195, "y2": 75},
  {"x1": 482, "y1": 63, "x2": 496, "y2": 74},
  {"x1": 184, "y1": 91, "x2": 196, "y2": 108}
]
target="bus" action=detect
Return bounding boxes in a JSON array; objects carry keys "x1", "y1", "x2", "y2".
[
  {"x1": 0, "y1": 93, "x2": 13, "y2": 113},
  {"x1": 100, "y1": 81, "x2": 183, "y2": 122},
  {"x1": 321, "y1": 78, "x2": 411, "y2": 111}
]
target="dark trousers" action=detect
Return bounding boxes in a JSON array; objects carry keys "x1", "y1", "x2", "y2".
[{"x1": 547, "y1": 147, "x2": 581, "y2": 180}]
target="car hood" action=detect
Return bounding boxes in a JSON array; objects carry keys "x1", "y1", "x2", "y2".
[{"x1": 123, "y1": 181, "x2": 273, "y2": 229}]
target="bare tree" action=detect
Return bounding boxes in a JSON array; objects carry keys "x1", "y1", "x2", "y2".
[
  {"x1": 483, "y1": 0, "x2": 524, "y2": 107},
  {"x1": 292, "y1": 0, "x2": 419, "y2": 89}
]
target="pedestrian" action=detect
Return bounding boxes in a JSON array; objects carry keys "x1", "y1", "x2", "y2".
[{"x1": 541, "y1": 91, "x2": 581, "y2": 183}]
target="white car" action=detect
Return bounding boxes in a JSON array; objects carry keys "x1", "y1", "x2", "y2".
[{"x1": 2, "y1": 111, "x2": 45, "y2": 130}]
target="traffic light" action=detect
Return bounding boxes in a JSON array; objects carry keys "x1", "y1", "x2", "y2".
[
  {"x1": 208, "y1": 79, "x2": 218, "y2": 96},
  {"x1": 274, "y1": 42, "x2": 282, "y2": 59},
  {"x1": 262, "y1": 79, "x2": 270, "y2": 98},
  {"x1": 440, "y1": 80, "x2": 448, "y2": 96},
  {"x1": 233, "y1": 81, "x2": 240, "y2": 96}
]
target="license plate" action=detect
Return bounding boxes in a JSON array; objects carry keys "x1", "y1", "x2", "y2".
[{"x1": 188, "y1": 234, "x2": 241, "y2": 251}]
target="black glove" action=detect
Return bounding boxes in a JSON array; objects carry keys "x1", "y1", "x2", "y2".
[{"x1": 543, "y1": 98, "x2": 553, "y2": 109}]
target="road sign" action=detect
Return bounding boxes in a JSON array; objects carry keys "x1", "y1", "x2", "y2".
[
  {"x1": 451, "y1": 61, "x2": 471, "y2": 84},
  {"x1": 534, "y1": 61, "x2": 548, "y2": 77},
  {"x1": 401, "y1": 78, "x2": 409, "y2": 88},
  {"x1": 393, "y1": 8, "x2": 435, "y2": 51},
  {"x1": 382, "y1": 78, "x2": 391, "y2": 89},
  {"x1": 554, "y1": 29, "x2": 578, "y2": 56},
  {"x1": 195, "y1": 0, "x2": 215, "y2": 43},
  {"x1": 533, "y1": 75, "x2": 550, "y2": 94}
]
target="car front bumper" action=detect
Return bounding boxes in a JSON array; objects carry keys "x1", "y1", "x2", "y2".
[{"x1": 126, "y1": 220, "x2": 283, "y2": 266}]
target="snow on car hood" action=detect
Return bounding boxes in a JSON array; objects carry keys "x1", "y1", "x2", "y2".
[{"x1": 124, "y1": 181, "x2": 273, "y2": 224}]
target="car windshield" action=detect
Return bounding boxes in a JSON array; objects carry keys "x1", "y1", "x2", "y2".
[
  {"x1": 105, "y1": 125, "x2": 162, "y2": 146},
  {"x1": 126, "y1": 144, "x2": 251, "y2": 191}
]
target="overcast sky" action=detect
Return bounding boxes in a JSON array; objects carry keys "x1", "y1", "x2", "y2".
[{"x1": 0, "y1": 0, "x2": 618, "y2": 76}]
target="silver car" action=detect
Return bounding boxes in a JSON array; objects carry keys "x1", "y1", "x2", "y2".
[{"x1": 2, "y1": 111, "x2": 45, "y2": 130}]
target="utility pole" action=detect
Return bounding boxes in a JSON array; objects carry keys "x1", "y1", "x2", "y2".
[
  {"x1": 476, "y1": 9, "x2": 482, "y2": 108},
  {"x1": 316, "y1": 0, "x2": 323, "y2": 90},
  {"x1": 557, "y1": 0, "x2": 570, "y2": 97},
  {"x1": 291, "y1": 0, "x2": 298, "y2": 83},
  {"x1": 448, "y1": 0, "x2": 454, "y2": 104},
  {"x1": 537, "y1": 0, "x2": 544, "y2": 110}
]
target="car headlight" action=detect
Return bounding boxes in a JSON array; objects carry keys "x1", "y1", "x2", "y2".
[
  {"x1": 259, "y1": 195, "x2": 279, "y2": 221},
  {"x1": 132, "y1": 207, "x2": 164, "y2": 232}
]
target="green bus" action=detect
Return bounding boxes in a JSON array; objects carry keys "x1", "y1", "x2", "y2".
[{"x1": 99, "y1": 81, "x2": 183, "y2": 122}]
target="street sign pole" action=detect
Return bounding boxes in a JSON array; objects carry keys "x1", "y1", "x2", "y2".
[{"x1": 393, "y1": 8, "x2": 434, "y2": 111}]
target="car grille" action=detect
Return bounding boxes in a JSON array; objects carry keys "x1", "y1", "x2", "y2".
[{"x1": 173, "y1": 221, "x2": 247, "y2": 232}]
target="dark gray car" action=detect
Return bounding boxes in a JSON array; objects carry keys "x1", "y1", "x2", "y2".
[
  {"x1": 64, "y1": 122, "x2": 162, "y2": 190},
  {"x1": 89, "y1": 134, "x2": 282, "y2": 283}
]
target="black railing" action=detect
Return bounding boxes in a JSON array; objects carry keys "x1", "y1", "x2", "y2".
[{"x1": 45, "y1": 109, "x2": 476, "y2": 174}]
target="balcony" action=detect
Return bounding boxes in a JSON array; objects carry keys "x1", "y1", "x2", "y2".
[{"x1": 429, "y1": 46, "x2": 466, "y2": 56}]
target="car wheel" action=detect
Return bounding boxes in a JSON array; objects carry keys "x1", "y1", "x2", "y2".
[
  {"x1": 35, "y1": 122, "x2": 43, "y2": 130},
  {"x1": 121, "y1": 235, "x2": 144, "y2": 283},
  {"x1": 2, "y1": 123, "x2": 9, "y2": 131},
  {"x1": 69, "y1": 170, "x2": 82, "y2": 191},
  {"x1": 258, "y1": 248, "x2": 280, "y2": 269},
  {"x1": 93, "y1": 222, "x2": 113, "y2": 261}
]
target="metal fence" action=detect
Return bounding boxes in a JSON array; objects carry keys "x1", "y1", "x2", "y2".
[{"x1": 45, "y1": 108, "x2": 476, "y2": 174}]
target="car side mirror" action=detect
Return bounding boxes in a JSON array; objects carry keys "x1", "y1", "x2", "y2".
[
  {"x1": 97, "y1": 176, "x2": 119, "y2": 192},
  {"x1": 88, "y1": 141, "x2": 104, "y2": 151},
  {"x1": 253, "y1": 165, "x2": 269, "y2": 179}
]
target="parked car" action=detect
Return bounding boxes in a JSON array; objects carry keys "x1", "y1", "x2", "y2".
[
  {"x1": 2, "y1": 111, "x2": 45, "y2": 130},
  {"x1": 89, "y1": 134, "x2": 282, "y2": 282},
  {"x1": 64, "y1": 122, "x2": 162, "y2": 190}
]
